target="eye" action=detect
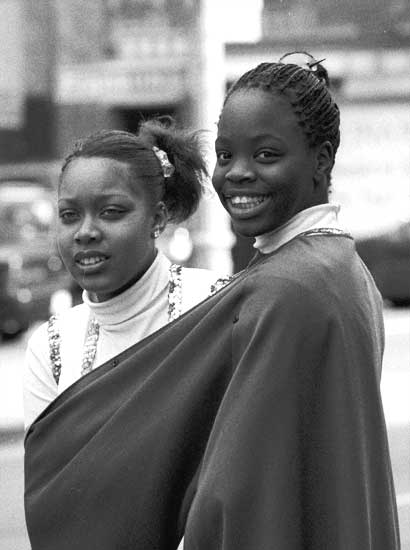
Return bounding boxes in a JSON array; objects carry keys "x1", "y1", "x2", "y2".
[
  {"x1": 255, "y1": 150, "x2": 280, "y2": 163},
  {"x1": 101, "y1": 206, "x2": 127, "y2": 219},
  {"x1": 58, "y1": 209, "x2": 79, "y2": 223},
  {"x1": 216, "y1": 150, "x2": 232, "y2": 165}
]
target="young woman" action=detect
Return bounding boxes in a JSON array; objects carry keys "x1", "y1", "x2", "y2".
[
  {"x1": 23, "y1": 118, "x2": 223, "y2": 429},
  {"x1": 24, "y1": 54, "x2": 399, "y2": 549}
]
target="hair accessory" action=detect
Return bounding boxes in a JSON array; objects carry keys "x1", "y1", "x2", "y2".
[
  {"x1": 279, "y1": 51, "x2": 328, "y2": 83},
  {"x1": 152, "y1": 146, "x2": 175, "y2": 179}
]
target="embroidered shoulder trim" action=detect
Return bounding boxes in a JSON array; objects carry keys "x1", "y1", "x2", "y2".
[
  {"x1": 81, "y1": 318, "x2": 100, "y2": 377},
  {"x1": 210, "y1": 275, "x2": 234, "y2": 295},
  {"x1": 168, "y1": 264, "x2": 183, "y2": 321},
  {"x1": 48, "y1": 315, "x2": 62, "y2": 385},
  {"x1": 298, "y1": 227, "x2": 353, "y2": 239}
]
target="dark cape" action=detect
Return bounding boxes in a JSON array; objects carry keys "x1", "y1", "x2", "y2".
[{"x1": 24, "y1": 234, "x2": 400, "y2": 550}]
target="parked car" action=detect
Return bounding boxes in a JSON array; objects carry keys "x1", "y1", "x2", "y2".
[
  {"x1": 356, "y1": 219, "x2": 410, "y2": 306},
  {"x1": 0, "y1": 163, "x2": 75, "y2": 338}
]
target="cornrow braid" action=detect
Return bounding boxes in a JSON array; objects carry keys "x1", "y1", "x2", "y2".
[{"x1": 224, "y1": 59, "x2": 340, "y2": 161}]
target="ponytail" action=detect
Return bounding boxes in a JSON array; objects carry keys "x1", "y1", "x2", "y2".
[{"x1": 138, "y1": 117, "x2": 208, "y2": 223}]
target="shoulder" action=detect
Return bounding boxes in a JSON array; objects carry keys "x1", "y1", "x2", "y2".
[
  {"x1": 233, "y1": 250, "x2": 339, "y2": 334},
  {"x1": 247, "y1": 236, "x2": 358, "y2": 302},
  {"x1": 236, "y1": 235, "x2": 378, "y2": 328},
  {"x1": 26, "y1": 318, "x2": 49, "y2": 354},
  {"x1": 244, "y1": 252, "x2": 324, "y2": 301},
  {"x1": 244, "y1": 269, "x2": 328, "y2": 322},
  {"x1": 55, "y1": 302, "x2": 89, "y2": 327},
  {"x1": 27, "y1": 302, "x2": 89, "y2": 351}
]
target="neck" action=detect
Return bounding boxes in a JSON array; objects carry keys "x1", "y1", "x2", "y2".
[{"x1": 89, "y1": 248, "x2": 158, "y2": 303}]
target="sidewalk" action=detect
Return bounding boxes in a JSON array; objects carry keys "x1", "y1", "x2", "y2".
[{"x1": 0, "y1": 333, "x2": 28, "y2": 439}]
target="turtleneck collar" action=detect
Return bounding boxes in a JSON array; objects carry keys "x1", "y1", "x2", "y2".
[
  {"x1": 82, "y1": 250, "x2": 171, "y2": 327},
  {"x1": 254, "y1": 203, "x2": 342, "y2": 255}
]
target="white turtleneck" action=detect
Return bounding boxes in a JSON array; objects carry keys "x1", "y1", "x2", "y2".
[
  {"x1": 253, "y1": 203, "x2": 342, "y2": 255},
  {"x1": 24, "y1": 251, "x2": 219, "y2": 428}
]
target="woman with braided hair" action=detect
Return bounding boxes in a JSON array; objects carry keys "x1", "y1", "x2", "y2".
[
  {"x1": 209, "y1": 52, "x2": 399, "y2": 547},
  {"x1": 24, "y1": 54, "x2": 399, "y2": 549}
]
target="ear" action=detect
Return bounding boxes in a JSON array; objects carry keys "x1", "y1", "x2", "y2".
[
  {"x1": 150, "y1": 201, "x2": 168, "y2": 239},
  {"x1": 314, "y1": 141, "x2": 334, "y2": 190}
]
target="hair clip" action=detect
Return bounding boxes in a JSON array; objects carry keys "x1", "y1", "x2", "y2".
[
  {"x1": 152, "y1": 146, "x2": 175, "y2": 179},
  {"x1": 279, "y1": 51, "x2": 328, "y2": 85},
  {"x1": 279, "y1": 51, "x2": 325, "y2": 71}
]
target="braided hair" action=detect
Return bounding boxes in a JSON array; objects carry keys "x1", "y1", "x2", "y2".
[
  {"x1": 60, "y1": 117, "x2": 208, "y2": 224},
  {"x1": 224, "y1": 53, "x2": 340, "y2": 164}
]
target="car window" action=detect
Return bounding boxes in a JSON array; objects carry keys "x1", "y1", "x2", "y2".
[{"x1": 0, "y1": 183, "x2": 55, "y2": 248}]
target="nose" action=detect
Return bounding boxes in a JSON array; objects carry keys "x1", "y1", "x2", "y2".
[
  {"x1": 74, "y1": 215, "x2": 101, "y2": 244},
  {"x1": 225, "y1": 158, "x2": 255, "y2": 183}
]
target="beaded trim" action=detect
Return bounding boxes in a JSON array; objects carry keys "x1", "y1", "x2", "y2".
[
  {"x1": 298, "y1": 227, "x2": 353, "y2": 239},
  {"x1": 210, "y1": 276, "x2": 234, "y2": 296},
  {"x1": 80, "y1": 318, "x2": 100, "y2": 378},
  {"x1": 48, "y1": 264, "x2": 183, "y2": 384},
  {"x1": 47, "y1": 315, "x2": 62, "y2": 385},
  {"x1": 168, "y1": 264, "x2": 183, "y2": 321}
]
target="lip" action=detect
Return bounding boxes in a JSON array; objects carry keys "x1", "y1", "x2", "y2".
[
  {"x1": 224, "y1": 193, "x2": 271, "y2": 219},
  {"x1": 74, "y1": 250, "x2": 109, "y2": 271}
]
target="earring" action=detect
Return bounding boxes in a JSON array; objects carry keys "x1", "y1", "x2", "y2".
[{"x1": 153, "y1": 228, "x2": 160, "y2": 239}]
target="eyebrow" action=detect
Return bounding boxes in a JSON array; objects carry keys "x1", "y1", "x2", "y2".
[
  {"x1": 216, "y1": 134, "x2": 286, "y2": 145},
  {"x1": 58, "y1": 193, "x2": 132, "y2": 202}
]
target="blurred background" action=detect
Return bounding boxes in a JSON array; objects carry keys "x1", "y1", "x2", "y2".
[{"x1": 0, "y1": 1, "x2": 409, "y2": 549}]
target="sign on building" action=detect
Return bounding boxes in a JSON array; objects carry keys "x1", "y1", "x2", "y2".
[
  {"x1": 333, "y1": 102, "x2": 410, "y2": 237},
  {"x1": 56, "y1": 61, "x2": 186, "y2": 106},
  {"x1": 0, "y1": 0, "x2": 24, "y2": 128}
]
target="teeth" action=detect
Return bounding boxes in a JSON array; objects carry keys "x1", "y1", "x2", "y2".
[
  {"x1": 78, "y1": 256, "x2": 105, "y2": 266},
  {"x1": 229, "y1": 195, "x2": 267, "y2": 208}
]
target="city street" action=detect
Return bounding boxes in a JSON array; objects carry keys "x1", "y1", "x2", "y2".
[{"x1": 1, "y1": 307, "x2": 409, "y2": 550}]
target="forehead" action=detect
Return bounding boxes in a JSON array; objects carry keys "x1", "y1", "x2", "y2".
[
  {"x1": 59, "y1": 157, "x2": 141, "y2": 196},
  {"x1": 218, "y1": 89, "x2": 303, "y2": 143}
]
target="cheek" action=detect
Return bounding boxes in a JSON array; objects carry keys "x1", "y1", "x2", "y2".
[
  {"x1": 272, "y1": 186, "x2": 301, "y2": 215},
  {"x1": 211, "y1": 167, "x2": 224, "y2": 192},
  {"x1": 56, "y1": 226, "x2": 70, "y2": 257},
  {"x1": 264, "y1": 164, "x2": 303, "y2": 193},
  {"x1": 56, "y1": 235, "x2": 76, "y2": 275},
  {"x1": 119, "y1": 219, "x2": 153, "y2": 250}
]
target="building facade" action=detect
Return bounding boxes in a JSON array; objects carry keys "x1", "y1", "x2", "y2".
[{"x1": 2, "y1": 0, "x2": 409, "y2": 271}]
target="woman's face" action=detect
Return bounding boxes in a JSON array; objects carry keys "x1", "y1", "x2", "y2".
[
  {"x1": 212, "y1": 89, "x2": 326, "y2": 237},
  {"x1": 57, "y1": 157, "x2": 163, "y2": 302}
]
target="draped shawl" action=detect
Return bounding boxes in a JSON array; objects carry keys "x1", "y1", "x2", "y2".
[{"x1": 24, "y1": 234, "x2": 400, "y2": 550}]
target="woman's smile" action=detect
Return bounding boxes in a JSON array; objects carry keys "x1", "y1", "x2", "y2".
[
  {"x1": 224, "y1": 194, "x2": 272, "y2": 218},
  {"x1": 74, "y1": 250, "x2": 110, "y2": 272}
]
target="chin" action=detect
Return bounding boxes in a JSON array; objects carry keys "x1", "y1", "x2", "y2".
[
  {"x1": 235, "y1": 229, "x2": 257, "y2": 238},
  {"x1": 232, "y1": 220, "x2": 269, "y2": 239}
]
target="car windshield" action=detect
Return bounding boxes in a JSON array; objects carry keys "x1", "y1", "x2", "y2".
[{"x1": 0, "y1": 182, "x2": 55, "y2": 248}]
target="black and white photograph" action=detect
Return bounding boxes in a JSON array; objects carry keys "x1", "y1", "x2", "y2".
[{"x1": 0, "y1": 1, "x2": 409, "y2": 549}]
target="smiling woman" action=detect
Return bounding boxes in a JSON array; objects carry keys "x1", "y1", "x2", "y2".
[
  {"x1": 213, "y1": 89, "x2": 329, "y2": 237},
  {"x1": 23, "y1": 118, "x2": 224, "y2": 430}
]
